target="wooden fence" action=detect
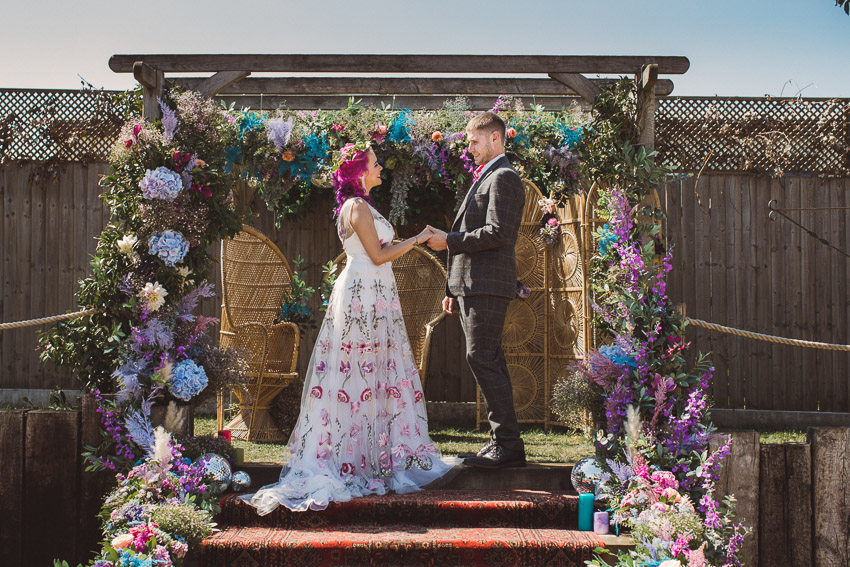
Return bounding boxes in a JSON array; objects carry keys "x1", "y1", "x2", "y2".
[
  {"x1": 659, "y1": 175, "x2": 850, "y2": 416},
  {"x1": 2, "y1": 163, "x2": 849, "y2": 414},
  {"x1": 2, "y1": 398, "x2": 849, "y2": 567}
]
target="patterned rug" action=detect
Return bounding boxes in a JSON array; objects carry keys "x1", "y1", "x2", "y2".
[{"x1": 197, "y1": 490, "x2": 604, "y2": 567}]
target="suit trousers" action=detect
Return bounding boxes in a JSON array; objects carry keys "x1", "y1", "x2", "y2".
[{"x1": 457, "y1": 295, "x2": 524, "y2": 453}]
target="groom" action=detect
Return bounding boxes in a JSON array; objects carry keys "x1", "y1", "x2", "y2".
[{"x1": 427, "y1": 111, "x2": 526, "y2": 468}]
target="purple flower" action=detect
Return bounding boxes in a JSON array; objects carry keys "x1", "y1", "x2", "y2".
[
  {"x1": 139, "y1": 167, "x2": 183, "y2": 201},
  {"x1": 148, "y1": 230, "x2": 190, "y2": 267}
]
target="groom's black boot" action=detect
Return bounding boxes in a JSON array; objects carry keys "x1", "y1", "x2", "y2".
[{"x1": 463, "y1": 443, "x2": 527, "y2": 468}]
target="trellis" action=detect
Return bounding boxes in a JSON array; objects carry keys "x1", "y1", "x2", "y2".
[
  {"x1": 656, "y1": 96, "x2": 850, "y2": 177},
  {"x1": 0, "y1": 88, "x2": 128, "y2": 163}
]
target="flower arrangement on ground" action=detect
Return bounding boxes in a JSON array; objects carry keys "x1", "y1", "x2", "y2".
[{"x1": 87, "y1": 427, "x2": 218, "y2": 567}]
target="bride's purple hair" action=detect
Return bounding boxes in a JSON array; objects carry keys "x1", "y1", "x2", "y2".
[{"x1": 332, "y1": 144, "x2": 374, "y2": 217}]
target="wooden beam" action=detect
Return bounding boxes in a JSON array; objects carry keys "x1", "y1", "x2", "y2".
[
  {"x1": 110, "y1": 54, "x2": 691, "y2": 75},
  {"x1": 637, "y1": 63, "x2": 659, "y2": 149},
  {"x1": 133, "y1": 61, "x2": 163, "y2": 121},
  {"x1": 195, "y1": 70, "x2": 251, "y2": 98},
  {"x1": 169, "y1": 76, "x2": 675, "y2": 97},
  {"x1": 548, "y1": 73, "x2": 602, "y2": 104},
  {"x1": 214, "y1": 94, "x2": 591, "y2": 112}
]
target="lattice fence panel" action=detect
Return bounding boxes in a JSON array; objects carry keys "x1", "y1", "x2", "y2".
[
  {"x1": 0, "y1": 89, "x2": 130, "y2": 163},
  {"x1": 656, "y1": 96, "x2": 850, "y2": 177}
]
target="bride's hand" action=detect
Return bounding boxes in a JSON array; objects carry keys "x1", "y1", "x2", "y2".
[{"x1": 415, "y1": 227, "x2": 434, "y2": 244}]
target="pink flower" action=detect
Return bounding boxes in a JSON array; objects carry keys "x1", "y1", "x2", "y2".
[
  {"x1": 378, "y1": 432, "x2": 389, "y2": 447},
  {"x1": 391, "y1": 300, "x2": 401, "y2": 312},
  {"x1": 399, "y1": 379, "x2": 412, "y2": 389},
  {"x1": 340, "y1": 462, "x2": 355, "y2": 476},
  {"x1": 414, "y1": 390, "x2": 424, "y2": 402},
  {"x1": 332, "y1": 123, "x2": 346, "y2": 132},
  {"x1": 387, "y1": 359, "x2": 397, "y2": 372},
  {"x1": 319, "y1": 431, "x2": 330, "y2": 446},
  {"x1": 340, "y1": 360, "x2": 351, "y2": 375},
  {"x1": 361, "y1": 361, "x2": 375, "y2": 374},
  {"x1": 350, "y1": 401, "x2": 361, "y2": 414},
  {"x1": 337, "y1": 389, "x2": 350, "y2": 403},
  {"x1": 310, "y1": 386, "x2": 323, "y2": 399},
  {"x1": 318, "y1": 339, "x2": 330, "y2": 352},
  {"x1": 340, "y1": 341, "x2": 352, "y2": 354},
  {"x1": 400, "y1": 424, "x2": 411, "y2": 438},
  {"x1": 317, "y1": 445, "x2": 332, "y2": 460},
  {"x1": 320, "y1": 408, "x2": 329, "y2": 427},
  {"x1": 315, "y1": 360, "x2": 327, "y2": 373},
  {"x1": 350, "y1": 423, "x2": 361, "y2": 438},
  {"x1": 111, "y1": 533, "x2": 134, "y2": 549},
  {"x1": 376, "y1": 298, "x2": 387, "y2": 311},
  {"x1": 387, "y1": 387, "x2": 401, "y2": 399},
  {"x1": 352, "y1": 300, "x2": 361, "y2": 314},
  {"x1": 547, "y1": 217, "x2": 559, "y2": 227},
  {"x1": 379, "y1": 450, "x2": 391, "y2": 468},
  {"x1": 361, "y1": 388, "x2": 372, "y2": 402}
]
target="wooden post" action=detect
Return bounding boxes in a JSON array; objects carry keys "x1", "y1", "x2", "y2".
[
  {"x1": 715, "y1": 431, "x2": 759, "y2": 567},
  {"x1": 195, "y1": 70, "x2": 251, "y2": 98},
  {"x1": 759, "y1": 444, "x2": 788, "y2": 566},
  {"x1": 24, "y1": 411, "x2": 81, "y2": 567},
  {"x1": 548, "y1": 72, "x2": 601, "y2": 105},
  {"x1": 809, "y1": 427, "x2": 850, "y2": 567},
  {"x1": 636, "y1": 64, "x2": 658, "y2": 150},
  {"x1": 0, "y1": 410, "x2": 25, "y2": 567},
  {"x1": 785, "y1": 443, "x2": 814, "y2": 566},
  {"x1": 133, "y1": 61, "x2": 164, "y2": 121},
  {"x1": 78, "y1": 395, "x2": 116, "y2": 565}
]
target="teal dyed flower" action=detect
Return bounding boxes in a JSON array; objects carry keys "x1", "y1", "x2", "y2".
[
  {"x1": 169, "y1": 359, "x2": 208, "y2": 401},
  {"x1": 597, "y1": 224, "x2": 618, "y2": 256},
  {"x1": 138, "y1": 167, "x2": 183, "y2": 201},
  {"x1": 148, "y1": 230, "x2": 189, "y2": 267}
]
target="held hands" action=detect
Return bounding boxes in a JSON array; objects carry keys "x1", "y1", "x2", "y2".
[
  {"x1": 414, "y1": 226, "x2": 435, "y2": 246},
  {"x1": 425, "y1": 225, "x2": 448, "y2": 251}
]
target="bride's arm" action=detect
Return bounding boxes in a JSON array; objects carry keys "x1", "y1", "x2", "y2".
[{"x1": 349, "y1": 199, "x2": 431, "y2": 266}]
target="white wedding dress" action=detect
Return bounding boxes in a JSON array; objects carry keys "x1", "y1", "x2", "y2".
[{"x1": 244, "y1": 198, "x2": 457, "y2": 514}]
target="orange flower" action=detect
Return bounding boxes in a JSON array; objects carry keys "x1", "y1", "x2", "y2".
[
  {"x1": 432, "y1": 131, "x2": 443, "y2": 142},
  {"x1": 282, "y1": 150, "x2": 295, "y2": 162},
  {"x1": 111, "y1": 534, "x2": 133, "y2": 549},
  {"x1": 506, "y1": 127, "x2": 517, "y2": 139},
  {"x1": 195, "y1": 159, "x2": 206, "y2": 167}
]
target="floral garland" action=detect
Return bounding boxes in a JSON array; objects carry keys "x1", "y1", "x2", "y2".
[{"x1": 232, "y1": 95, "x2": 586, "y2": 226}]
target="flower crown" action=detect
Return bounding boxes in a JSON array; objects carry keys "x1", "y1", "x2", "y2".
[{"x1": 332, "y1": 141, "x2": 372, "y2": 171}]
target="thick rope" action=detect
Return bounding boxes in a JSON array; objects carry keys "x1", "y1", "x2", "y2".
[
  {"x1": 687, "y1": 317, "x2": 850, "y2": 352},
  {"x1": 0, "y1": 308, "x2": 104, "y2": 330}
]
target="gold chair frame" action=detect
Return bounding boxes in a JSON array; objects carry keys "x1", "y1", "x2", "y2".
[{"x1": 218, "y1": 225, "x2": 300, "y2": 442}]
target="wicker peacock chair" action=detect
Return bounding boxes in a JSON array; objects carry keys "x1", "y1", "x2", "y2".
[
  {"x1": 219, "y1": 225, "x2": 300, "y2": 442},
  {"x1": 333, "y1": 245, "x2": 447, "y2": 388}
]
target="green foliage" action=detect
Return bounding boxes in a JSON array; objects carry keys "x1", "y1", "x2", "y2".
[
  {"x1": 276, "y1": 256, "x2": 317, "y2": 333},
  {"x1": 150, "y1": 502, "x2": 216, "y2": 546}
]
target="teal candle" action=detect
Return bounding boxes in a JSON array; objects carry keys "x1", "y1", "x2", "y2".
[{"x1": 578, "y1": 492, "x2": 594, "y2": 531}]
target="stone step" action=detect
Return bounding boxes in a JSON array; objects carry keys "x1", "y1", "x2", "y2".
[
  {"x1": 239, "y1": 462, "x2": 576, "y2": 492},
  {"x1": 218, "y1": 489, "x2": 581, "y2": 530},
  {"x1": 197, "y1": 524, "x2": 605, "y2": 567}
]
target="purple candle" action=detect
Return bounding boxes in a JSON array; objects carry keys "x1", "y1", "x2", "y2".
[{"x1": 593, "y1": 511, "x2": 609, "y2": 535}]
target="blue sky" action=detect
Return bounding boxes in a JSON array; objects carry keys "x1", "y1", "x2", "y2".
[{"x1": 2, "y1": 0, "x2": 847, "y2": 97}]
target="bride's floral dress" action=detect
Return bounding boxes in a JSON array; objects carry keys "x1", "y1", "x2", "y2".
[{"x1": 244, "y1": 198, "x2": 456, "y2": 514}]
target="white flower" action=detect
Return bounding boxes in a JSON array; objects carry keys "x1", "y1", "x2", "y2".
[
  {"x1": 117, "y1": 234, "x2": 139, "y2": 259},
  {"x1": 139, "y1": 282, "x2": 168, "y2": 312},
  {"x1": 659, "y1": 561, "x2": 682, "y2": 567},
  {"x1": 176, "y1": 266, "x2": 191, "y2": 278}
]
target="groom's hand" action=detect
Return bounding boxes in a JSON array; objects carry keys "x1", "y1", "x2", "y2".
[
  {"x1": 442, "y1": 296, "x2": 458, "y2": 314},
  {"x1": 426, "y1": 226, "x2": 447, "y2": 251}
]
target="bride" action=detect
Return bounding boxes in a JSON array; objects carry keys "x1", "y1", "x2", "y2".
[{"x1": 244, "y1": 142, "x2": 457, "y2": 514}]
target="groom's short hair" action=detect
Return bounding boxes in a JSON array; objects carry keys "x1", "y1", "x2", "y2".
[{"x1": 466, "y1": 112, "x2": 506, "y2": 143}]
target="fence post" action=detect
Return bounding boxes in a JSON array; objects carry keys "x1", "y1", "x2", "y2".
[
  {"x1": 785, "y1": 442, "x2": 814, "y2": 566},
  {"x1": 0, "y1": 410, "x2": 25, "y2": 567},
  {"x1": 715, "y1": 431, "x2": 759, "y2": 567},
  {"x1": 809, "y1": 427, "x2": 850, "y2": 567},
  {"x1": 23, "y1": 410, "x2": 81, "y2": 566}
]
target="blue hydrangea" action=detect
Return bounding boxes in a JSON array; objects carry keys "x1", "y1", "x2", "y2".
[
  {"x1": 148, "y1": 230, "x2": 189, "y2": 267},
  {"x1": 138, "y1": 166, "x2": 183, "y2": 200},
  {"x1": 599, "y1": 344, "x2": 637, "y2": 370},
  {"x1": 169, "y1": 359, "x2": 209, "y2": 401}
]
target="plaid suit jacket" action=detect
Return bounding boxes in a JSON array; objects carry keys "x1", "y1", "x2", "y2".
[{"x1": 445, "y1": 156, "x2": 525, "y2": 299}]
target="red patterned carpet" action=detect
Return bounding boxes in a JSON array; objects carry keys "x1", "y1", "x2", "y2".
[{"x1": 197, "y1": 490, "x2": 604, "y2": 567}]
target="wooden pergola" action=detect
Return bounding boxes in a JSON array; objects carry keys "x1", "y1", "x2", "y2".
[{"x1": 109, "y1": 54, "x2": 690, "y2": 147}]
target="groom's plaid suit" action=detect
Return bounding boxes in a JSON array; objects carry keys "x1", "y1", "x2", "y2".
[{"x1": 445, "y1": 155, "x2": 525, "y2": 452}]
